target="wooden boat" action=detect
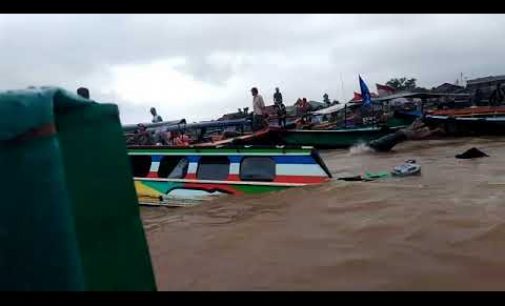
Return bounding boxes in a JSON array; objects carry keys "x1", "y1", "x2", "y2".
[
  {"x1": 124, "y1": 118, "x2": 253, "y2": 146},
  {"x1": 423, "y1": 115, "x2": 505, "y2": 136},
  {"x1": 395, "y1": 105, "x2": 505, "y2": 136},
  {"x1": 427, "y1": 105, "x2": 505, "y2": 117},
  {"x1": 195, "y1": 128, "x2": 278, "y2": 146},
  {"x1": 128, "y1": 145, "x2": 332, "y2": 206},
  {"x1": 274, "y1": 125, "x2": 406, "y2": 149}
]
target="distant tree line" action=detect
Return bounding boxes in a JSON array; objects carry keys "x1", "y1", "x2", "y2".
[{"x1": 386, "y1": 77, "x2": 417, "y2": 90}]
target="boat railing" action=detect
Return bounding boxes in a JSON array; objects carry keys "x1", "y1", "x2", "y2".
[{"x1": 127, "y1": 143, "x2": 316, "y2": 151}]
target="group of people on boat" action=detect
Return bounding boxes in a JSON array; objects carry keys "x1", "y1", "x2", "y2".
[
  {"x1": 250, "y1": 86, "x2": 289, "y2": 131},
  {"x1": 250, "y1": 86, "x2": 317, "y2": 131},
  {"x1": 124, "y1": 78, "x2": 505, "y2": 148},
  {"x1": 125, "y1": 106, "x2": 191, "y2": 146},
  {"x1": 127, "y1": 123, "x2": 191, "y2": 146}
]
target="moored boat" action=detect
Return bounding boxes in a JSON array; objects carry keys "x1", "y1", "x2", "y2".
[
  {"x1": 427, "y1": 105, "x2": 505, "y2": 117},
  {"x1": 423, "y1": 114, "x2": 505, "y2": 136},
  {"x1": 275, "y1": 125, "x2": 406, "y2": 149},
  {"x1": 128, "y1": 145, "x2": 332, "y2": 206},
  {"x1": 395, "y1": 105, "x2": 505, "y2": 136}
]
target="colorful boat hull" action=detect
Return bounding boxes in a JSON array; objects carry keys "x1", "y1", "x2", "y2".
[{"x1": 128, "y1": 146, "x2": 332, "y2": 206}]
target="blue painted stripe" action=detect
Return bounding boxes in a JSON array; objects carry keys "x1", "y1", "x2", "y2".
[
  {"x1": 229, "y1": 156, "x2": 316, "y2": 164},
  {"x1": 147, "y1": 155, "x2": 315, "y2": 164},
  {"x1": 273, "y1": 156, "x2": 316, "y2": 164},
  {"x1": 187, "y1": 155, "x2": 200, "y2": 163},
  {"x1": 229, "y1": 156, "x2": 242, "y2": 163}
]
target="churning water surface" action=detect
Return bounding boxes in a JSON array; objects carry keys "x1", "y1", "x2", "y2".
[{"x1": 141, "y1": 137, "x2": 505, "y2": 290}]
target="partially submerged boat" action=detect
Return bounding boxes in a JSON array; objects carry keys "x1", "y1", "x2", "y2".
[{"x1": 128, "y1": 145, "x2": 332, "y2": 206}]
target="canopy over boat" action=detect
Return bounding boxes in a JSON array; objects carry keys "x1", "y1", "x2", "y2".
[
  {"x1": 122, "y1": 119, "x2": 186, "y2": 132},
  {"x1": 126, "y1": 118, "x2": 251, "y2": 133},
  {"x1": 174, "y1": 118, "x2": 251, "y2": 131},
  {"x1": 373, "y1": 92, "x2": 470, "y2": 103},
  {"x1": 312, "y1": 103, "x2": 347, "y2": 115}
]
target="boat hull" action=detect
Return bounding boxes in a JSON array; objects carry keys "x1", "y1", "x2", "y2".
[
  {"x1": 278, "y1": 126, "x2": 406, "y2": 149},
  {"x1": 128, "y1": 145, "x2": 332, "y2": 206},
  {"x1": 134, "y1": 179, "x2": 293, "y2": 206},
  {"x1": 424, "y1": 115, "x2": 505, "y2": 136}
]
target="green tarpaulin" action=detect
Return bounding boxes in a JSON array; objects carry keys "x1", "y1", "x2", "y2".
[{"x1": 0, "y1": 87, "x2": 156, "y2": 291}]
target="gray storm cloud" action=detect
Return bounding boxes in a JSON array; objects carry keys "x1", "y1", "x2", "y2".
[{"x1": 1, "y1": 14, "x2": 504, "y2": 123}]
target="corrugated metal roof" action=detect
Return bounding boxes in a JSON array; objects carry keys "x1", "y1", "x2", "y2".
[{"x1": 372, "y1": 91, "x2": 470, "y2": 102}]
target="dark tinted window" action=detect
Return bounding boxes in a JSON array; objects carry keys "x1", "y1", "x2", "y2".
[
  {"x1": 197, "y1": 156, "x2": 230, "y2": 180},
  {"x1": 240, "y1": 157, "x2": 276, "y2": 181},
  {"x1": 157, "y1": 156, "x2": 189, "y2": 179},
  {"x1": 129, "y1": 155, "x2": 152, "y2": 177}
]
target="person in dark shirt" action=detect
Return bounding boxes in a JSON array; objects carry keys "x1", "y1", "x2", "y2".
[
  {"x1": 274, "y1": 100, "x2": 287, "y2": 128},
  {"x1": 323, "y1": 93, "x2": 330, "y2": 106},
  {"x1": 273, "y1": 87, "x2": 283, "y2": 104},
  {"x1": 472, "y1": 88, "x2": 483, "y2": 106},
  {"x1": 489, "y1": 83, "x2": 505, "y2": 106},
  {"x1": 301, "y1": 97, "x2": 311, "y2": 121},
  {"x1": 135, "y1": 124, "x2": 154, "y2": 145}
]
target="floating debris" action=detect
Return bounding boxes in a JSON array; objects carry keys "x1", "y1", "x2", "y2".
[{"x1": 455, "y1": 147, "x2": 489, "y2": 159}]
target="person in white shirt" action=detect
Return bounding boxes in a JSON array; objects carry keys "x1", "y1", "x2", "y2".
[
  {"x1": 251, "y1": 87, "x2": 266, "y2": 131},
  {"x1": 150, "y1": 107, "x2": 163, "y2": 123}
]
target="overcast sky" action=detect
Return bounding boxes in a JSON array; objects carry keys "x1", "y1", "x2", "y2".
[{"x1": 2, "y1": 14, "x2": 505, "y2": 124}]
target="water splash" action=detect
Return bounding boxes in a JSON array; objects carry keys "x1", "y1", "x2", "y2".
[{"x1": 349, "y1": 142, "x2": 375, "y2": 155}]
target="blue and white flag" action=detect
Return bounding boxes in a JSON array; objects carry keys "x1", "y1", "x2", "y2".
[{"x1": 359, "y1": 75, "x2": 372, "y2": 107}]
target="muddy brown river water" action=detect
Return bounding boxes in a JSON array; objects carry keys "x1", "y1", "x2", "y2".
[{"x1": 141, "y1": 137, "x2": 505, "y2": 290}]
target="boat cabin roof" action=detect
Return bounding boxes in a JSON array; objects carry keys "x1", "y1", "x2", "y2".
[{"x1": 128, "y1": 145, "x2": 317, "y2": 156}]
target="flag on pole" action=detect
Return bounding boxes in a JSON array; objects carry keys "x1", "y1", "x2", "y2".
[
  {"x1": 350, "y1": 92, "x2": 362, "y2": 102},
  {"x1": 359, "y1": 75, "x2": 372, "y2": 107},
  {"x1": 376, "y1": 83, "x2": 396, "y2": 96}
]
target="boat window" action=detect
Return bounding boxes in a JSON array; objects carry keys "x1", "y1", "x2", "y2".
[
  {"x1": 157, "y1": 156, "x2": 189, "y2": 179},
  {"x1": 197, "y1": 156, "x2": 230, "y2": 181},
  {"x1": 240, "y1": 157, "x2": 276, "y2": 181},
  {"x1": 129, "y1": 155, "x2": 152, "y2": 177}
]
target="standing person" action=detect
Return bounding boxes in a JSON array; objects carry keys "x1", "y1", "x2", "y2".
[
  {"x1": 150, "y1": 107, "x2": 163, "y2": 123},
  {"x1": 251, "y1": 87, "x2": 266, "y2": 131},
  {"x1": 274, "y1": 100, "x2": 287, "y2": 128},
  {"x1": 472, "y1": 88, "x2": 483, "y2": 106},
  {"x1": 273, "y1": 87, "x2": 283, "y2": 104},
  {"x1": 295, "y1": 98, "x2": 303, "y2": 117},
  {"x1": 273, "y1": 88, "x2": 287, "y2": 127},
  {"x1": 323, "y1": 93, "x2": 330, "y2": 106},
  {"x1": 489, "y1": 83, "x2": 505, "y2": 106},
  {"x1": 301, "y1": 97, "x2": 311, "y2": 121}
]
